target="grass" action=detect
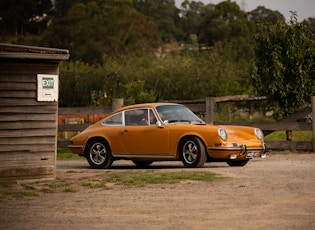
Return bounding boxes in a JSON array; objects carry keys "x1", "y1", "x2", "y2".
[
  {"x1": 82, "y1": 182, "x2": 110, "y2": 189},
  {"x1": 57, "y1": 148, "x2": 82, "y2": 160},
  {"x1": 0, "y1": 170, "x2": 222, "y2": 199},
  {"x1": 107, "y1": 170, "x2": 221, "y2": 186},
  {"x1": 6, "y1": 191, "x2": 39, "y2": 197}
]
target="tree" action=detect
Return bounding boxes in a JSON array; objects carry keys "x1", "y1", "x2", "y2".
[
  {"x1": 198, "y1": 1, "x2": 251, "y2": 45},
  {"x1": 0, "y1": 0, "x2": 52, "y2": 36},
  {"x1": 303, "y1": 17, "x2": 315, "y2": 35},
  {"x1": 179, "y1": 0, "x2": 205, "y2": 42},
  {"x1": 134, "y1": 0, "x2": 182, "y2": 41},
  {"x1": 253, "y1": 13, "x2": 315, "y2": 118},
  {"x1": 53, "y1": 0, "x2": 86, "y2": 18},
  {"x1": 42, "y1": 0, "x2": 160, "y2": 64},
  {"x1": 197, "y1": 0, "x2": 255, "y2": 60},
  {"x1": 248, "y1": 6, "x2": 285, "y2": 26}
]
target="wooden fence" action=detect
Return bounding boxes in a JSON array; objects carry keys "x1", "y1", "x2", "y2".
[{"x1": 58, "y1": 96, "x2": 315, "y2": 151}]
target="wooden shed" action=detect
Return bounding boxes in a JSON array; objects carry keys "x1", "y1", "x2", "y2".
[{"x1": 0, "y1": 43, "x2": 69, "y2": 182}]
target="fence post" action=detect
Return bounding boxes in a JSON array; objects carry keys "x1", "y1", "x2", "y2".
[
  {"x1": 312, "y1": 96, "x2": 315, "y2": 152},
  {"x1": 112, "y1": 98, "x2": 124, "y2": 112},
  {"x1": 206, "y1": 97, "x2": 215, "y2": 124}
]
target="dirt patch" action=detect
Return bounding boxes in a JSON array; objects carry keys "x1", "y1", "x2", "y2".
[{"x1": 1, "y1": 153, "x2": 315, "y2": 229}]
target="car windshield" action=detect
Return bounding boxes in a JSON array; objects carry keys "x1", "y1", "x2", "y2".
[{"x1": 155, "y1": 105, "x2": 204, "y2": 124}]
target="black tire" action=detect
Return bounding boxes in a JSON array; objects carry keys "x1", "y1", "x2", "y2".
[
  {"x1": 180, "y1": 137, "x2": 207, "y2": 168},
  {"x1": 85, "y1": 139, "x2": 113, "y2": 169},
  {"x1": 132, "y1": 160, "x2": 153, "y2": 168},
  {"x1": 227, "y1": 160, "x2": 249, "y2": 167}
]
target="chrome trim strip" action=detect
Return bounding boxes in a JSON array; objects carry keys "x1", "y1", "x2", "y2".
[
  {"x1": 113, "y1": 154, "x2": 176, "y2": 159},
  {"x1": 207, "y1": 147, "x2": 265, "y2": 152},
  {"x1": 208, "y1": 147, "x2": 242, "y2": 151}
]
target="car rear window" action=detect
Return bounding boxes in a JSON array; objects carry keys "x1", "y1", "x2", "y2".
[{"x1": 102, "y1": 112, "x2": 123, "y2": 126}]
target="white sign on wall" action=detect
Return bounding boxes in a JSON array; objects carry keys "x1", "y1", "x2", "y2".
[{"x1": 37, "y1": 74, "x2": 58, "y2": 102}]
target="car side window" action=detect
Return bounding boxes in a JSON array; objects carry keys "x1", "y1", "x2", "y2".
[
  {"x1": 102, "y1": 112, "x2": 123, "y2": 126},
  {"x1": 125, "y1": 109, "x2": 149, "y2": 126}
]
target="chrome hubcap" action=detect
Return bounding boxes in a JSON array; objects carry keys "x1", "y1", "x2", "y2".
[
  {"x1": 90, "y1": 143, "x2": 106, "y2": 165},
  {"x1": 183, "y1": 141, "x2": 198, "y2": 164}
]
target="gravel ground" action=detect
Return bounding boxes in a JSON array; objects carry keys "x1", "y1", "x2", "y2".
[{"x1": 0, "y1": 153, "x2": 315, "y2": 230}]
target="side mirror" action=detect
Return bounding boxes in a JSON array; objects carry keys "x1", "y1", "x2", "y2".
[{"x1": 156, "y1": 121, "x2": 164, "y2": 128}]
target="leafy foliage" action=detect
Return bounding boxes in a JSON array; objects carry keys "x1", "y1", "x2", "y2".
[
  {"x1": 59, "y1": 44, "x2": 254, "y2": 107},
  {"x1": 41, "y1": 0, "x2": 160, "y2": 64},
  {"x1": 248, "y1": 6, "x2": 285, "y2": 26},
  {"x1": 0, "y1": 0, "x2": 52, "y2": 36},
  {"x1": 253, "y1": 13, "x2": 315, "y2": 118},
  {"x1": 134, "y1": 0, "x2": 181, "y2": 42}
]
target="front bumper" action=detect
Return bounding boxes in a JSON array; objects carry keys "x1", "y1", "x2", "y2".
[{"x1": 207, "y1": 143, "x2": 267, "y2": 160}]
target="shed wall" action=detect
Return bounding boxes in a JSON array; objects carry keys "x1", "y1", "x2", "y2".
[{"x1": 0, "y1": 61, "x2": 59, "y2": 181}]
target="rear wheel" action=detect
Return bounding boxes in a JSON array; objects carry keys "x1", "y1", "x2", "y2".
[
  {"x1": 85, "y1": 139, "x2": 113, "y2": 169},
  {"x1": 180, "y1": 137, "x2": 207, "y2": 168},
  {"x1": 227, "y1": 160, "x2": 249, "y2": 167}
]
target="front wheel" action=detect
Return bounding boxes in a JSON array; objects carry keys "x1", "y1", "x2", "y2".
[
  {"x1": 85, "y1": 139, "x2": 113, "y2": 169},
  {"x1": 180, "y1": 137, "x2": 207, "y2": 168},
  {"x1": 227, "y1": 160, "x2": 249, "y2": 167}
]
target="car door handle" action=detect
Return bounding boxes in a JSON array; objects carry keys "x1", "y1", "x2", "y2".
[{"x1": 120, "y1": 129, "x2": 128, "y2": 134}]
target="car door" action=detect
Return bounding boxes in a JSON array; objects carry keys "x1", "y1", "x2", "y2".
[{"x1": 119, "y1": 108, "x2": 170, "y2": 155}]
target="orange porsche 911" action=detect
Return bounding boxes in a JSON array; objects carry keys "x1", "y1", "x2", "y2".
[{"x1": 68, "y1": 103, "x2": 266, "y2": 169}]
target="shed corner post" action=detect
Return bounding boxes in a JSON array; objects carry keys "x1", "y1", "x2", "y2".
[
  {"x1": 312, "y1": 96, "x2": 315, "y2": 152},
  {"x1": 206, "y1": 97, "x2": 215, "y2": 124}
]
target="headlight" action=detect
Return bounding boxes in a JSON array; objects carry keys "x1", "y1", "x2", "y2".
[
  {"x1": 254, "y1": 128, "x2": 264, "y2": 140},
  {"x1": 218, "y1": 128, "x2": 227, "y2": 141}
]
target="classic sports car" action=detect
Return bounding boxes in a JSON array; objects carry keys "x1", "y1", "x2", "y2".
[{"x1": 68, "y1": 103, "x2": 266, "y2": 169}]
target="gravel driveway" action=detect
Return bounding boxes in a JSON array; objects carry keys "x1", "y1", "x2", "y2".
[{"x1": 1, "y1": 153, "x2": 315, "y2": 229}]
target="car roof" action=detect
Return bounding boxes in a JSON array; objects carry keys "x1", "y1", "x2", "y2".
[{"x1": 114, "y1": 102, "x2": 181, "y2": 113}]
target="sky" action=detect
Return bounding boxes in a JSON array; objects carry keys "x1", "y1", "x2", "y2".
[{"x1": 176, "y1": 0, "x2": 315, "y2": 22}]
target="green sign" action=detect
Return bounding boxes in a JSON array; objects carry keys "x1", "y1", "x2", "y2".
[{"x1": 42, "y1": 77, "x2": 54, "y2": 89}]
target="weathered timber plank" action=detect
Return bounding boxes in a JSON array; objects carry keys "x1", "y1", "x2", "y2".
[
  {"x1": 185, "y1": 104, "x2": 206, "y2": 113},
  {"x1": 0, "y1": 113, "x2": 57, "y2": 121},
  {"x1": 58, "y1": 106, "x2": 112, "y2": 115},
  {"x1": 215, "y1": 95, "x2": 266, "y2": 102},
  {"x1": 0, "y1": 151, "x2": 55, "y2": 167},
  {"x1": 0, "y1": 105, "x2": 57, "y2": 114},
  {"x1": 0, "y1": 144, "x2": 55, "y2": 152},
  {"x1": 165, "y1": 95, "x2": 266, "y2": 104},
  {"x1": 58, "y1": 124, "x2": 89, "y2": 132},
  {"x1": 0, "y1": 98, "x2": 37, "y2": 106},
  {"x1": 163, "y1": 99, "x2": 206, "y2": 104},
  {"x1": 0, "y1": 136, "x2": 56, "y2": 145},
  {"x1": 0, "y1": 121, "x2": 57, "y2": 129},
  {"x1": 0, "y1": 151, "x2": 55, "y2": 180},
  {"x1": 281, "y1": 106, "x2": 312, "y2": 122},
  {"x1": 0, "y1": 74, "x2": 36, "y2": 83},
  {"x1": 0, "y1": 82, "x2": 36, "y2": 90},
  {"x1": 265, "y1": 141, "x2": 312, "y2": 151},
  {"x1": 0, "y1": 128, "x2": 57, "y2": 137},
  {"x1": 214, "y1": 122, "x2": 311, "y2": 131},
  {"x1": 0, "y1": 90, "x2": 36, "y2": 98}
]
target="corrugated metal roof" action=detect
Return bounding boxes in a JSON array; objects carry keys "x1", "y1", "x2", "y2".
[{"x1": 0, "y1": 43, "x2": 69, "y2": 60}]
